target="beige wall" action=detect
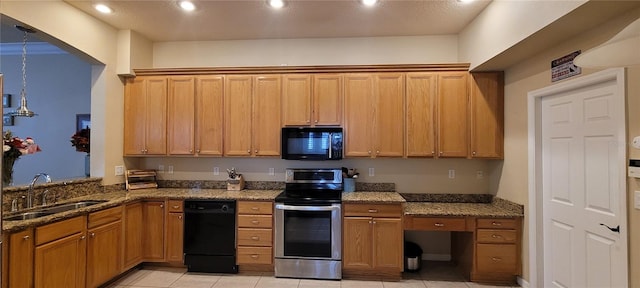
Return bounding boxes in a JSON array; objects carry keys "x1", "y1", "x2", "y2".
[{"x1": 500, "y1": 7, "x2": 640, "y2": 285}]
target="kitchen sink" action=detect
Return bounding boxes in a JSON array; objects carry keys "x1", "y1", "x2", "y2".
[{"x1": 4, "y1": 200, "x2": 109, "y2": 221}]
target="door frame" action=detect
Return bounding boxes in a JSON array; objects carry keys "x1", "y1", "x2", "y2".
[{"x1": 527, "y1": 68, "x2": 627, "y2": 287}]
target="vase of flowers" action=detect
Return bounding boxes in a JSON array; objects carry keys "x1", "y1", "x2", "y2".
[
  {"x1": 2, "y1": 130, "x2": 41, "y2": 186},
  {"x1": 71, "y1": 128, "x2": 90, "y2": 176}
]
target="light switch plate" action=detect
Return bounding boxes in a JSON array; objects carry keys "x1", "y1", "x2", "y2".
[
  {"x1": 635, "y1": 191, "x2": 640, "y2": 210},
  {"x1": 115, "y1": 165, "x2": 124, "y2": 176}
]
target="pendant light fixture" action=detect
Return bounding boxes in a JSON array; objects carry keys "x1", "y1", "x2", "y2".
[{"x1": 5, "y1": 25, "x2": 38, "y2": 117}]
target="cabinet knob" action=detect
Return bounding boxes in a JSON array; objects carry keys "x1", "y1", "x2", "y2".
[
  {"x1": 368, "y1": 150, "x2": 372, "y2": 154},
  {"x1": 491, "y1": 222, "x2": 502, "y2": 226},
  {"x1": 251, "y1": 236, "x2": 260, "y2": 241},
  {"x1": 80, "y1": 235, "x2": 86, "y2": 240},
  {"x1": 306, "y1": 120, "x2": 311, "y2": 123},
  {"x1": 315, "y1": 120, "x2": 318, "y2": 123},
  {"x1": 491, "y1": 257, "x2": 502, "y2": 262},
  {"x1": 472, "y1": 151, "x2": 477, "y2": 156},
  {"x1": 434, "y1": 223, "x2": 445, "y2": 227},
  {"x1": 190, "y1": 149, "x2": 193, "y2": 153},
  {"x1": 368, "y1": 209, "x2": 378, "y2": 213},
  {"x1": 491, "y1": 234, "x2": 502, "y2": 239},
  {"x1": 431, "y1": 151, "x2": 435, "y2": 155},
  {"x1": 247, "y1": 150, "x2": 251, "y2": 154},
  {"x1": 250, "y1": 254, "x2": 259, "y2": 259},
  {"x1": 23, "y1": 235, "x2": 30, "y2": 240},
  {"x1": 178, "y1": 215, "x2": 183, "y2": 220},
  {"x1": 439, "y1": 151, "x2": 443, "y2": 155},
  {"x1": 372, "y1": 221, "x2": 376, "y2": 224},
  {"x1": 196, "y1": 150, "x2": 200, "y2": 153},
  {"x1": 255, "y1": 149, "x2": 258, "y2": 153},
  {"x1": 369, "y1": 220, "x2": 372, "y2": 224},
  {"x1": 90, "y1": 232, "x2": 95, "y2": 238},
  {"x1": 160, "y1": 204, "x2": 164, "y2": 208},
  {"x1": 376, "y1": 150, "x2": 380, "y2": 154}
]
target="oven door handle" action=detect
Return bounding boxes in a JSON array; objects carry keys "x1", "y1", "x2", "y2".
[{"x1": 275, "y1": 204, "x2": 339, "y2": 212}]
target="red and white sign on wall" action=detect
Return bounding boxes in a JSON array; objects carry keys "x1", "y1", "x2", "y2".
[{"x1": 551, "y1": 50, "x2": 582, "y2": 82}]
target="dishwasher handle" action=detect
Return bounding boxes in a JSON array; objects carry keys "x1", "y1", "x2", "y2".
[{"x1": 275, "y1": 204, "x2": 340, "y2": 212}]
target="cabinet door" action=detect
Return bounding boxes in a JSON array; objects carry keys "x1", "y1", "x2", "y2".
[
  {"x1": 313, "y1": 74, "x2": 343, "y2": 126},
  {"x1": 406, "y1": 73, "x2": 437, "y2": 157},
  {"x1": 143, "y1": 201, "x2": 165, "y2": 261},
  {"x1": 344, "y1": 74, "x2": 374, "y2": 157},
  {"x1": 469, "y1": 72, "x2": 503, "y2": 159},
  {"x1": 34, "y1": 233, "x2": 87, "y2": 288},
  {"x1": 123, "y1": 77, "x2": 146, "y2": 156},
  {"x1": 166, "y1": 213, "x2": 184, "y2": 263},
  {"x1": 437, "y1": 72, "x2": 468, "y2": 158},
  {"x1": 342, "y1": 217, "x2": 373, "y2": 269},
  {"x1": 224, "y1": 75, "x2": 253, "y2": 156},
  {"x1": 196, "y1": 75, "x2": 224, "y2": 156},
  {"x1": 373, "y1": 218, "x2": 403, "y2": 270},
  {"x1": 86, "y1": 221, "x2": 123, "y2": 288},
  {"x1": 124, "y1": 202, "x2": 143, "y2": 270},
  {"x1": 168, "y1": 76, "x2": 196, "y2": 155},
  {"x1": 282, "y1": 74, "x2": 312, "y2": 126},
  {"x1": 253, "y1": 75, "x2": 281, "y2": 156},
  {"x1": 144, "y1": 77, "x2": 168, "y2": 155},
  {"x1": 373, "y1": 73, "x2": 404, "y2": 157},
  {"x1": 8, "y1": 229, "x2": 34, "y2": 288}
]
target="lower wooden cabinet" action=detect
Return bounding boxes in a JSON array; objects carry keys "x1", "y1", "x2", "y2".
[
  {"x1": 342, "y1": 203, "x2": 403, "y2": 280},
  {"x1": 34, "y1": 216, "x2": 87, "y2": 288},
  {"x1": 123, "y1": 202, "x2": 144, "y2": 270},
  {"x1": 7, "y1": 228, "x2": 34, "y2": 288},
  {"x1": 86, "y1": 206, "x2": 123, "y2": 288},
  {"x1": 236, "y1": 201, "x2": 274, "y2": 269},
  {"x1": 166, "y1": 199, "x2": 184, "y2": 263},
  {"x1": 471, "y1": 217, "x2": 522, "y2": 284},
  {"x1": 143, "y1": 200, "x2": 166, "y2": 261}
]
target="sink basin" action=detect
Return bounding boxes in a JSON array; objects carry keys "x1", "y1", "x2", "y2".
[
  {"x1": 4, "y1": 211, "x2": 54, "y2": 221},
  {"x1": 4, "y1": 200, "x2": 108, "y2": 221}
]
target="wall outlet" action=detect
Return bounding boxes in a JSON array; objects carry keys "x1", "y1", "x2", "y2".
[
  {"x1": 158, "y1": 165, "x2": 164, "y2": 173},
  {"x1": 476, "y1": 170, "x2": 484, "y2": 179},
  {"x1": 213, "y1": 167, "x2": 219, "y2": 175},
  {"x1": 368, "y1": 168, "x2": 375, "y2": 177},
  {"x1": 168, "y1": 166, "x2": 174, "y2": 174},
  {"x1": 115, "y1": 165, "x2": 124, "y2": 176},
  {"x1": 448, "y1": 169, "x2": 455, "y2": 179},
  {"x1": 269, "y1": 168, "x2": 275, "y2": 176}
]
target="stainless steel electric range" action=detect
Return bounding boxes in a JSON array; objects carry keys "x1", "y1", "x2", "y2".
[{"x1": 274, "y1": 168, "x2": 343, "y2": 280}]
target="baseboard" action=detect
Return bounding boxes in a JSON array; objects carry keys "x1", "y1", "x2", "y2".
[
  {"x1": 423, "y1": 253, "x2": 451, "y2": 261},
  {"x1": 518, "y1": 276, "x2": 529, "y2": 288}
]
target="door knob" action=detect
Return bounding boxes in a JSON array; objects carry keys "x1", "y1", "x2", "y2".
[{"x1": 600, "y1": 223, "x2": 620, "y2": 233}]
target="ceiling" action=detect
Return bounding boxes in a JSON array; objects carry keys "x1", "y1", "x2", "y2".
[{"x1": 54, "y1": 0, "x2": 492, "y2": 42}]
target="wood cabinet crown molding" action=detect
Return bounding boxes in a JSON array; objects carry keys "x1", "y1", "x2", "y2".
[{"x1": 131, "y1": 63, "x2": 471, "y2": 77}]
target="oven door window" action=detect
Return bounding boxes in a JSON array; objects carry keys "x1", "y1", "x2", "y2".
[{"x1": 283, "y1": 210, "x2": 332, "y2": 258}]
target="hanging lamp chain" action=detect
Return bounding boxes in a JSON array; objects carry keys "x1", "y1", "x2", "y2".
[{"x1": 21, "y1": 30, "x2": 27, "y2": 100}]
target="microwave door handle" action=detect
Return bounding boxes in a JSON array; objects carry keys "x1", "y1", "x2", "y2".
[
  {"x1": 328, "y1": 133, "x2": 333, "y2": 158},
  {"x1": 275, "y1": 204, "x2": 339, "y2": 212}
]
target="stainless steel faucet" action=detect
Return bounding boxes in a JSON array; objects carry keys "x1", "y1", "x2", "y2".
[{"x1": 28, "y1": 173, "x2": 51, "y2": 208}]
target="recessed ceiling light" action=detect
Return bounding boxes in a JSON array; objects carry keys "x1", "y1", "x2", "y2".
[
  {"x1": 178, "y1": 1, "x2": 196, "y2": 11},
  {"x1": 94, "y1": 4, "x2": 113, "y2": 14},
  {"x1": 268, "y1": 0, "x2": 285, "y2": 9},
  {"x1": 361, "y1": 0, "x2": 378, "y2": 7},
  {"x1": 457, "y1": 0, "x2": 474, "y2": 3}
]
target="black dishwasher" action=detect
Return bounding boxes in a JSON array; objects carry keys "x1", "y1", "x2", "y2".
[{"x1": 184, "y1": 199, "x2": 238, "y2": 273}]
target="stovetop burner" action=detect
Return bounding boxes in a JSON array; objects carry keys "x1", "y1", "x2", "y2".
[
  {"x1": 277, "y1": 168, "x2": 344, "y2": 205},
  {"x1": 275, "y1": 190, "x2": 342, "y2": 205}
]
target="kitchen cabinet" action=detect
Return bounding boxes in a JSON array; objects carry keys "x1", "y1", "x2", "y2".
[
  {"x1": 86, "y1": 206, "x2": 123, "y2": 288},
  {"x1": 167, "y1": 76, "x2": 196, "y2": 155},
  {"x1": 7, "y1": 229, "x2": 34, "y2": 288},
  {"x1": 195, "y1": 75, "x2": 225, "y2": 156},
  {"x1": 34, "y1": 216, "x2": 87, "y2": 288},
  {"x1": 472, "y1": 218, "x2": 521, "y2": 284},
  {"x1": 166, "y1": 199, "x2": 184, "y2": 263},
  {"x1": 124, "y1": 76, "x2": 167, "y2": 156},
  {"x1": 436, "y1": 72, "x2": 468, "y2": 157},
  {"x1": 344, "y1": 73, "x2": 404, "y2": 158},
  {"x1": 224, "y1": 75, "x2": 281, "y2": 157},
  {"x1": 142, "y1": 200, "x2": 166, "y2": 262},
  {"x1": 123, "y1": 202, "x2": 143, "y2": 270},
  {"x1": 282, "y1": 74, "x2": 343, "y2": 126},
  {"x1": 342, "y1": 203, "x2": 403, "y2": 280},
  {"x1": 469, "y1": 72, "x2": 504, "y2": 159},
  {"x1": 406, "y1": 72, "x2": 437, "y2": 157},
  {"x1": 236, "y1": 201, "x2": 273, "y2": 269}
]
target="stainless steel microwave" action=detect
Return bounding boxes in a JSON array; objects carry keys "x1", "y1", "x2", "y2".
[{"x1": 281, "y1": 127, "x2": 343, "y2": 160}]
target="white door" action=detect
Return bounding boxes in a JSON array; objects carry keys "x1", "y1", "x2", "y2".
[{"x1": 539, "y1": 70, "x2": 627, "y2": 287}]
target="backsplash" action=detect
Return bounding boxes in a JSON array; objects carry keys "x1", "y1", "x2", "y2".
[{"x1": 2, "y1": 178, "x2": 106, "y2": 212}]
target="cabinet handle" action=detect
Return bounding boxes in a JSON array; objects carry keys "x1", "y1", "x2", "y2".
[
  {"x1": 472, "y1": 151, "x2": 477, "y2": 156},
  {"x1": 251, "y1": 236, "x2": 260, "y2": 240},
  {"x1": 160, "y1": 204, "x2": 164, "y2": 208},
  {"x1": 23, "y1": 235, "x2": 30, "y2": 240},
  {"x1": 250, "y1": 254, "x2": 259, "y2": 259},
  {"x1": 251, "y1": 220, "x2": 260, "y2": 225},
  {"x1": 247, "y1": 150, "x2": 251, "y2": 154},
  {"x1": 376, "y1": 150, "x2": 380, "y2": 154},
  {"x1": 178, "y1": 215, "x2": 183, "y2": 220},
  {"x1": 251, "y1": 207, "x2": 260, "y2": 211},
  {"x1": 173, "y1": 205, "x2": 180, "y2": 209},
  {"x1": 80, "y1": 235, "x2": 86, "y2": 240},
  {"x1": 491, "y1": 257, "x2": 502, "y2": 262},
  {"x1": 368, "y1": 209, "x2": 378, "y2": 213},
  {"x1": 491, "y1": 234, "x2": 502, "y2": 239},
  {"x1": 491, "y1": 222, "x2": 502, "y2": 226},
  {"x1": 90, "y1": 232, "x2": 95, "y2": 238},
  {"x1": 434, "y1": 223, "x2": 445, "y2": 227},
  {"x1": 368, "y1": 150, "x2": 372, "y2": 154}
]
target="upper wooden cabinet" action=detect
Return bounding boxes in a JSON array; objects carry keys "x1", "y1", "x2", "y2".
[
  {"x1": 406, "y1": 73, "x2": 437, "y2": 157},
  {"x1": 436, "y1": 72, "x2": 469, "y2": 158},
  {"x1": 195, "y1": 76, "x2": 224, "y2": 156},
  {"x1": 224, "y1": 75, "x2": 281, "y2": 157},
  {"x1": 282, "y1": 74, "x2": 343, "y2": 126},
  {"x1": 124, "y1": 76, "x2": 167, "y2": 156},
  {"x1": 469, "y1": 72, "x2": 504, "y2": 159},
  {"x1": 167, "y1": 76, "x2": 196, "y2": 155},
  {"x1": 344, "y1": 73, "x2": 404, "y2": 158}
]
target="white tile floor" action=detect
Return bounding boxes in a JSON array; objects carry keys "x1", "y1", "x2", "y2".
[{"x1": 105, "y1": 262, "x2": 520, "y2": 288}]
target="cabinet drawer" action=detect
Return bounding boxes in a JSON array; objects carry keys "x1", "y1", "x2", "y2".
[
  {"x1": 477, "y1": 218, "x2": 517, "y2": 229},
  {"x1": 88, "y1": 205, "x2": 123, "y2": 229},
  {"x1": 238, "y1": 215, "x2": 273, "y2": 228},
  {"x1": 237, "y1": 246, "x2": 273, "y2": 265},
  {"x1": 167, "y1": 200, "x2": 183, "y2": 212},
  {"x1": 238, "y1": 201, "x2": 273, "y2": 215},
  {"x1": 343, "y1": 203, "x2": 402, "y2": 217},
  {"x1": 477, "y1": 229, "x2": 516, "y2": 243},
  {"x1": 405, "y1": 217, "x2": 466, "y2": 231},
  {"x1": 238, "y1": 228, "x2": 273, "y2": 246},
  {"x1": 36, "y1": 216, "x2": 86, "y2": 246},
  {"x1": 476, "y1": 244, "x2": 517, "y2": 273}
]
